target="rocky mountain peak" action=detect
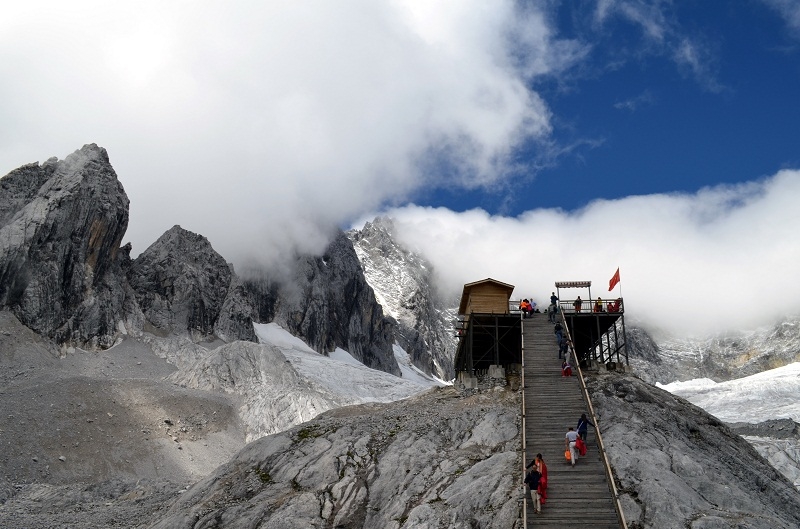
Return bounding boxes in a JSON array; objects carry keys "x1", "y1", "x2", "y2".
[
  {"x1": 348, "y1": 217, "x2": 457, "y2": 379},
  {"x1": 0, "y1": 143, "x2": 130, "y2": 347},
  {"x1": 128, "y1": 225, "x2": 233, "y2": 339}
]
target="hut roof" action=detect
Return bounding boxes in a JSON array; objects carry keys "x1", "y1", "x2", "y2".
[{"x1": 458, "y1": 278, "x2": 515, "y2": 314}]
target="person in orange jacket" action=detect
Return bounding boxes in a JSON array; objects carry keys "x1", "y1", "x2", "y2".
[{"x1": 519, "y1": 299, "x2": 532, "y2": 318}]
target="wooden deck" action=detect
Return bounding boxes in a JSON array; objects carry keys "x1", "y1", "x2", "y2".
[{"x1": 522, "y1": 312, "x2": 620, "y2": 528}]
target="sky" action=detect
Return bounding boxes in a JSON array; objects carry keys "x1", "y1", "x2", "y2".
[{"x1": 2, "y1": 1, "x2": 800, "y2": 337}]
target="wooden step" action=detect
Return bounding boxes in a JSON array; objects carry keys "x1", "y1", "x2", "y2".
[{"x1": 521, "y1": 314, "x2": 621, "y2": 528}]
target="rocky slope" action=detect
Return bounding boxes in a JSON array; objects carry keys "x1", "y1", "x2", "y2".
[
  {"x1": 0, "y1": 310, "x2": 247, "y2": 529},
  {"x1": 348, "y1": 217, "x2": 457, "y2": 379},
  {"x1": 169, "y1": 327, "x2": 431, "y2": 442},
  {"x1": 148, "y1": 386, "x2": 521, "y2": 529},
  {"x1": 588, "y1": 373, "x2": 800, "y2": 528}
]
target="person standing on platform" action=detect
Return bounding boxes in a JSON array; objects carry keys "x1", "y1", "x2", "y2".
[
  {"x1": 519, "y1": 299, "x2": 532, "y2": 318},
  {"x1": 565, "y1": 427, "x2": 580, "y2": 466},
  {"x1": 594, "y1": 297, "x2": 603, "y2": 312},
  {"x1": 573, "y1": 296, "x2": 582, "y2": 313}
]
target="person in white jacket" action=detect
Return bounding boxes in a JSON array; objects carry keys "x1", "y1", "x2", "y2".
[{"x1": 565, "y1": 427, "x2": 580, "y2": 466}]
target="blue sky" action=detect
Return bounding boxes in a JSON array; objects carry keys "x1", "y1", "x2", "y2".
[
  {"x1": 2, "y1": 1, "x2": 800, "y2": 335},
  {"x1": 419, "y1": 1, "x2": 800, "y2": 214}
]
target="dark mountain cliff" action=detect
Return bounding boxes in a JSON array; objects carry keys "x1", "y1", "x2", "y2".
[
  {"x1": 0, "y1": 144, "x2": 133, "y2": 347},
  {"x1": 128, "y1": 225, "x2": 233, "y2": 339},
  {"x1": 0, "y1": 145, "x2": 399, "y2": 374}
]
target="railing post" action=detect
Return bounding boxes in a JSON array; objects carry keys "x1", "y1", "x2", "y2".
[{"x1": 563, "y1": 319, "x2": 629, "y2": 529}]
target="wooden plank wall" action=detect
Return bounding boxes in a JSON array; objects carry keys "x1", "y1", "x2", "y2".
[{"x1": 467, "y1": 284, "x2": 510, "y2": 314}]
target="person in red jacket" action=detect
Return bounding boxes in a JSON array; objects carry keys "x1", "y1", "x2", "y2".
[
  {"x1": 561, "y1": 359, "x2": 572, "y2": 378},
  {"x1": 535, "y1": 453, "x2": 547, "y2": 508},
  {"x1": 525, "y1": 454, "x2": 548, "y2": 515}
]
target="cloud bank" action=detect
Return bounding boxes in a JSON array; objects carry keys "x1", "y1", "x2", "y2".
[
  {"x1": 382, "y1": 170, "x2": 800, "y2": 337},
  {"x1": 0, "y1": 0, "x2": 580, "y2": 266},
  {"x1": 3, "y1": 2, "x2": 800, "y2": 338}
]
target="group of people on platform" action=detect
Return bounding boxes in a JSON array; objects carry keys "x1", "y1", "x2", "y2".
[
  {"x1": 524, "y1": 414, "x2": 596, "y2": 515},
  {"x1": 529, "y1": 292, "x2": 623, "y2": 320},
  {"x1": 518, "y1": 298, "x2": 537, "y2": 318}
]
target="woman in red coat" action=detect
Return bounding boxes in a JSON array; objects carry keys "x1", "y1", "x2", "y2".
[{"x1": 535, "y1": 453, "x2": 548, "y2": 508}]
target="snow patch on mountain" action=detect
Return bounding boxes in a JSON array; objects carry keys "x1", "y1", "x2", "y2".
[
  {"x1": 170, "y1": 323, "x2": 437, "y2": 442},
  {"x1": 253, "y1": 322, "x2": 439, "y2": 400},
  {"x1": 658, "y1": 362, "x2": 800, "y2": 423},
  {"x1": 659, "y1": 362, "x2": 800, "y2": 490},
  {"x1": 393, "y1": 344, "x2": 450, "y2": 387},
  {"x1": 348, "y1": 217, "x2": 457, "y2": 380}
]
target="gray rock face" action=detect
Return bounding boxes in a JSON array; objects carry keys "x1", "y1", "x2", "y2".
[
  {"x1": 116, "y1": 216, "x2": 400, "y2": 379},
  {"x1": 273, "y1": 231, "x2": 399, "y2": 375},
  {"x1": 348, "y1": 217, "x2": 457, "y2": 379},
  {"x1": 628, "y1": 320, "x2": 800, "y2": 385},
  {"x1": 128, "y1": 225, "x2": 232, "y2": 339},
  {"x1": 0, "y1": 144, "x2": 131, "y2": 348},
  {"x1": 586, "y1": 373, "x2": 800, "y2": 529},
  {"x1": 228, "y1": 231, "x2": 401, "y2": 375},
  {"x1": 213, "y1": 271, "x2": 261, "y2": 343},
  {"x1": 169, "y1": 340, "x2": 427, "y2": 442},
  {"x1": 728, "y1": 419, "x2": 800, "y2": 440},
  {"x1": 149, "y1": 387, "x2": 522, "y2": 529}
]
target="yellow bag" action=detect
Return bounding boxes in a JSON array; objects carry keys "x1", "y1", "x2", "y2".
[{"x1": 564, "y1": 449, "x2": 571, "y2": 461}]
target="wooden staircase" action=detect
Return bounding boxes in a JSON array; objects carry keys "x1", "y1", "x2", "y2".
[{"x1": 522, "y1": 312, "x2": 620, "y2": 528}]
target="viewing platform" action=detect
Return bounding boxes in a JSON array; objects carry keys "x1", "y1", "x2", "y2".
[{"x1": 451, "y1": 278, "x2": 629, "y2": 527}]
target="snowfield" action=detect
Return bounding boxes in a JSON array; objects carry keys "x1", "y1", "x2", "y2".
[{"x1": 658, "y1": 362, "x2": 800, "y2": 423}]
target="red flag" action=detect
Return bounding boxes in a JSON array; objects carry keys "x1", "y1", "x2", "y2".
[{"x1": 608, "y1": 268, "x2": 620, "y2": 291}]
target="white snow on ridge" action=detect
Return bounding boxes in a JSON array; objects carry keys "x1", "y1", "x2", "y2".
[
  {"x1": 253, "y1": 323, "x2": 440, "y2": 402},
  {"x1": 253, "y1": 322, "x2": 319, "y2": 354},
  {"x1": 393, "y1": 344, "x2": 449, "y2": 387},
  {"x1": 659, "y1": 362, "x2": 800, "y2": 423}
]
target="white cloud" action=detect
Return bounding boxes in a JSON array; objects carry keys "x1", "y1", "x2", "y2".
[
  {"x1": 613, "y1": 90, "x2": 655, "y2": 111},
  {"x1": 0, "y1": 0, "x2": 577, "y2": 267},
  {"x1": 379, "y1": 170, "x2": 800, "y2": 337},
  {"x1": 589, "y1": 1, "x2": 724, "y2": 91},
  {"x1": 761, "y1": 0, "x2": 800, "y2": 34}
]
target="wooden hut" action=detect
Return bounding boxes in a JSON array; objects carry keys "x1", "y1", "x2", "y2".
[
  {"x1": 458, "y1": 278, "x2": 515, "y2": 317},
  {"x1": 454, "y1": 278, "x2": 521, "y2": 389}
]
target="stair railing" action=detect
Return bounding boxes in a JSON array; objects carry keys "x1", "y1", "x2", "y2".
[
  {"x1": 519, "y1": 312, "x2": 528, "y2": 527},
  {"x1": 563, "y1": 316, "x2": 629, "y2": 529}
]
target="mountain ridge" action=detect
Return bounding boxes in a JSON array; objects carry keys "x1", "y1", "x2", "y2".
[{"x1": 2, "y1": 145, "x2": 800, "y2": 528}]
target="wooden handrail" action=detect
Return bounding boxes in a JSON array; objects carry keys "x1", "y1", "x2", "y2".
[
  {"x1": 562, "y1": 315, "x2": 629, "y2": 529},
  {"x1": 520, "y1": 313, "x2": 528, "y2": 527}
]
